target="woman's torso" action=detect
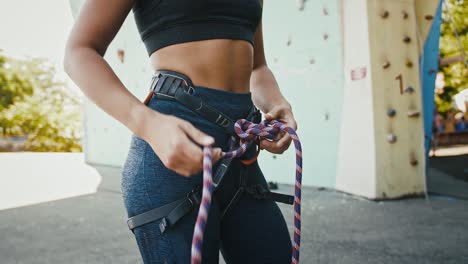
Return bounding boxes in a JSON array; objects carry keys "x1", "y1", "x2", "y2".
[
  {"x1": 132, "y1": 0, "x2": 262, "y2": 94},
  {"x1": 149, "y1": 38, "x2": 254, "y2": 94}
]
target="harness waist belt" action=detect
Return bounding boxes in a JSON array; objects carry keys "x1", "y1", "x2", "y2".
[{"x1": 150, "y1": 71, "x2": 243, "y2": 134}]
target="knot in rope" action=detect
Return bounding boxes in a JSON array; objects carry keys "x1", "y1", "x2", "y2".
[
  {"x1": 191, "y1": 119, "x2": 303, "y2": 264},
  {"x1": 235, "y1": 119, "x2": 281, "y2": 140},
  {"x1": 222, "y1": 119, "x2": 283, "y2": 160}
]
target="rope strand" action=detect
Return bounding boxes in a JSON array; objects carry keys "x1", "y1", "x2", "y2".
[{"x1": 191, "y1": 119, "x2": 303, "y2": 264}]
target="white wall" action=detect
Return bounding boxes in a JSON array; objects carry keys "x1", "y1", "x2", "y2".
[{"x1": 335, "y1": 0, "x2": 377, "y2": 198}]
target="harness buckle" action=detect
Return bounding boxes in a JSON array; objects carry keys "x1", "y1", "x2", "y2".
[
  {"x1": 186, "y1": 186, "x2": 201, "y2": 206},
  {"x1": 186, "y1": 85, "x2": 195, "y2": 95},
  {"x1": 251, "y1": 107, "x2": 262, "y2": 123},
  {"x1": 161, "y1": 71, "x2": 195, "y2": 95},
  {"x1": 245, "y1": 184, "x2": 267, "y2": 199},
  {"x1": 159, "y1": 217, "x2": 169, "y2": 233}
]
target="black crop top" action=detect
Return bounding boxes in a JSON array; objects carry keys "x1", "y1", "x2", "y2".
[{"x1": 132, "y1": 0, "x2": 263, "y2": 56}]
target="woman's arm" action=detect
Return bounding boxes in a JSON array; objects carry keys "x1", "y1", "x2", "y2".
[
  {"x1": 250, "y1": 25, "x2": 291, "y2": 114},
  {"x1": 250, "y1": 0, "x2": 298, "y2": 154},
  {"x1": 64, "y1": 0, "x2": 148, "y2": 137},
  {"x1": 64, "y1": 0, "x2": 220, "y2": 176}
]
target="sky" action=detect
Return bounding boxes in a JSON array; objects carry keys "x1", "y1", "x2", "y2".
[{"x1": 0, "y1": 0, "x2": 81, "y2": 94}]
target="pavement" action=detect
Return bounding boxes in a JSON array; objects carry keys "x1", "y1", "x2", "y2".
[
  {"x1": 428, "y1": 145, "x2": 468, "y2": 199},
  {"x1": 1, "y1": 152, "x2": 468, "y2": 264}
]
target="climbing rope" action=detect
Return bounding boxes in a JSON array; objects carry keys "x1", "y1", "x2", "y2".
[{"x1": 191, "y1": 119, "x2": 303, "y2": 264}]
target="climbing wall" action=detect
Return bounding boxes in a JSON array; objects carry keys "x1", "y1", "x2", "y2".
[
  {"x1": 337, "y1": 0, "x2": 441, "y2": 199},
  {"x1": 336, "y1": 0, "x2": 377, "y2": 198},
  {"x1": 368, "y1": 0, "x2": 426, "y2": 198},
  {"x1": 69, "y1": 0, "x2": 441, "y2": 199},
  {"x1": 70, "y1": 0, "x2": 345, "y2": 188},
  {"x1": 258, "y1": 0, "x2": 344, "y2": 187}
]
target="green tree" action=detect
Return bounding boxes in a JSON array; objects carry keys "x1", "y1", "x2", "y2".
[
  {"x1": 0, "y1": 51, "x2": 34, "y2": 111},
  {"x1": 438, "y1": 0, "x2": 468, "y2": 114},
  {"x1": 0, "y1": 50, "x2": 82, "y2": 152}
]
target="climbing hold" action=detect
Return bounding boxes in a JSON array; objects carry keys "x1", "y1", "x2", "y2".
[
  {"x1": 387, "y1": 109, "x2": 397, "y2": 117},
  {"x1": 287, "y1": 35, "x2": 292, "y2": 46},
  {"x1": 380, "y1": 10, "x2": 389, "y2": 19},
  {"x1": 323, "y1": 33, "x2": 329, "y2": 40},
  {"x1": 405, "y1": 59, "x2": 413, "y2": 68},
  {"x1": 425, "y1": 15, "x2": 434, "y2": 20},
  {"x1": 323, "y1": 8, "x2": 329, "y2": 16},
  {"x1": 273, "y1": 57, "x2": 279, "y2": 63},
  {"x1": 407, "y1": 110, "x2": 420, "y2": 118},
  {"x1": 404, "y1": 86, "x2": 415, "y2": 94},
  {"x1": 410, "y1": 158, "x2": 418, "y2": 166},
  {"x1": 428, "y1": 69, "x2": 437, "y2": 74},
  {"x1": 117, "y1": 49, "x2": 125, "y2": 63},
  {"x1": 402, "y1": 11, "x2": 409, "y2": 19},
  {"x1": 387, "y1": 134, "x2": 397, "y2": 144},
  {"x1": 403, "y1": 36, "x2": 411, "y2": 43},
  {"x1": 297, "y1": 0, "x2": 306, "y2": 11},
  {"x1": 309, "y1": 57, "x2": 315, "y2": 64},
  {"x1": 382, "y1": 61, "x2": 391, "y2": 69}
]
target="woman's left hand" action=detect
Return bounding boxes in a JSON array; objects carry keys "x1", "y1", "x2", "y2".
[{"x1": 259, "y1": 103, "x2": 298, "y2": 154}]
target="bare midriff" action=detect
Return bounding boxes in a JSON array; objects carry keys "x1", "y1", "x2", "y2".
[{"x1": 149, "y1": 39, "x2": 254, "y2": 94}]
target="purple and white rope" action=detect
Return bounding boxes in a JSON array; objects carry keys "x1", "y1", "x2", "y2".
[{"x1": 191, "y1": 119, "x2": 303, "y2": 264}]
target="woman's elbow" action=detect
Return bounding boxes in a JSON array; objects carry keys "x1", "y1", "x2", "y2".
[
  {"x1": 63, "y1": 46, "x2": 73, "y2": 76},
  {"x1": 63, "y1": 42, "x2": 106, "y2": 75},
  {"x1": 63, "y1": 41, "x2": 82, "y2": 76}
]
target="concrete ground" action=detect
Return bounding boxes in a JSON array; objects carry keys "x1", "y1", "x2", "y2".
[
  {"x1": 428, "y1": 145, "x2": 468, "y2": 199},
  {"x1": 1, "y1": 153, "x2": 468, "y2": 264}
]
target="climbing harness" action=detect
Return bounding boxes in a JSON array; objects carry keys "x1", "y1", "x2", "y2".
[{"x1": 126, "y1": 70, "x2": 302, "y2": 264}]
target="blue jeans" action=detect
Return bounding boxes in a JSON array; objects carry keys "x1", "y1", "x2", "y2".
[{"x1": 121, "y1": 84, "x2": 292, "y2": 263}]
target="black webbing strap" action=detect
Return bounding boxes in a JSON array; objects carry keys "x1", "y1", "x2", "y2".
[
  {"x1": 244, "y1": 184, "x2": 294, "y2": 205},
  {"x1": 126, "y1": 196, "x2": 187, "y2": 232},
  {"x1": 158, "y1": 188, "x2": 202, "y2": 233},
  {"x1": 151, "y1": 71, "x2": 237, "y2": 134},
  {"x1": 220, "y1": 164, "x2": 294, "y2": 218}
]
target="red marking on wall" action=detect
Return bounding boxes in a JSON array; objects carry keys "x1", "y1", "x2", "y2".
[
  {"x1": 351, "y1": 67, "x2": 367, "y2": 81},
  {"x1": 395, "y1": 74, "x2": 403, "y2": 94}
]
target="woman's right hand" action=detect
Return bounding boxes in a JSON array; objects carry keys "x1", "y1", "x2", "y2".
[{"x1": 140, "y1": 110, "x2": 222, "y2": 177}]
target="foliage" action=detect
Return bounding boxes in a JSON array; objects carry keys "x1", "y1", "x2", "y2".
[
  {"x1": 0, "y1": 50, "x2": 83, "y2": 152},
  {"x1": 437, "y1": 0, "x2": 468, "y2": 114}
]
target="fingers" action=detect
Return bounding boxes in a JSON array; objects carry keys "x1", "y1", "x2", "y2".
[
  {"x1": 169, "y1": 145, "x2": 223, "y2": 177},
  {"x1": 265, "y1": 106, "x2": 298, "y2": 131},
  {"x1": 260, "y1": 133, "x2": 292, "y2": 154},
  {"x1": 166, "y1": 134, "x2": 204, "y2": 177},
  {"x1": 170, "y1": 122, "x2": 221, "y2": 176},
  {"x1": 265, "y1": 108, "x2": 280, "y2": 120},
  {"x1": 179, "y1": 121, "x2": 214, "y2": 146},
  {"x1": 212, "y1": 147, "x2": 223, "y2": 164}
]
